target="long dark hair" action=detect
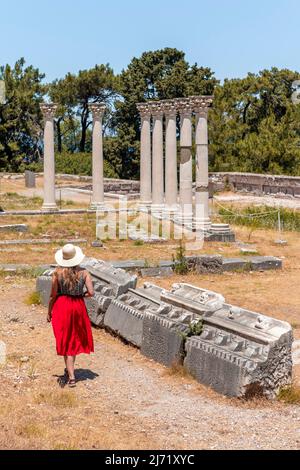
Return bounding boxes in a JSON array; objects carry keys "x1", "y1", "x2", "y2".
[{"x1": 55, "y1": 267, "x2": 80, "y2": 290}]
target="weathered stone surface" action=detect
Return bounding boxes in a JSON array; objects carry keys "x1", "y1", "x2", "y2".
[
  {"x1": 249, "y1": 256, "x2": 282, "y2": 271},
  {"x1": 25, "y1": 170, "x2": 36, "y2": 188},
  {"x1": 0, "y1": 224, "x2": 28, "y2": 233},
  {"x1": 185, "y1": 255, "x2": 223, "y2": 274},
  {"x1": 141, "y1": 312, "x2": 188, "y2": 366},
  {"x1": 210, "y1": 172, "x2": 300, "y2": 198},
  {"x1": 81, "y1": 257, "x2": 137, "y2": 295},
  {"x1": 146, "y1": 282, "x2": 225, "y2": 315},
  {"x1": 36, "y1": 271, "x2": 54, "y2": 306},
  {"x1": 184, "y1": 304, "x2": 293, "y2": 398},
  {"x1": 222, "y1": 256, "x2": 282, "y2": 272},
  {"x1": 91, "y1": 240, "x2": 103, "y2": 248},
  {"x1": 111, "y1": 260, "x2": 146, "y2": 270},
  {"x1": 141, "y1": 267, "x2": 173, "y2": 278}
]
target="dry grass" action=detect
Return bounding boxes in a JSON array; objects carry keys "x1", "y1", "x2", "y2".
[
  {"x1": 25, "y1": 291, "x2": 41, "y2": 306},
  {"x1": 16, "y1": 423, "x2": 44, "y2": 439},
  {"x1": 34, "y1": 390, "x2": 78, "y2": 408},
  {"x1": 163, "y1": 362, "x2": 192, "y2": 379},
  {"x1": 278, "y1": 385, "x2": 300, "y2": 405}
]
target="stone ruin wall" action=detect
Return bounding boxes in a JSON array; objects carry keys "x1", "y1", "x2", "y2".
[
  {"x1": 210, "y1": 172, "x2": 300, "y2": 198},
  {"x1": 3, "y1": 172, "x2": 300, "y2": 198},
  {"x1": 36, "y1": 258, "x2": 293, "y2": 399}
]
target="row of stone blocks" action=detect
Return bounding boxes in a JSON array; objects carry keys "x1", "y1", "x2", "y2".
[{"x1": 36, "y1": 257, "x2": 293, "y2": 398}]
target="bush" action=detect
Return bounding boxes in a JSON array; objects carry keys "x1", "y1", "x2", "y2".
[
  {"x1": 22, "y1": 152, "x2": 118, "y2": 178},
  {"x1": 172, "y1": 241, "x2": 189, "y2": 275}
]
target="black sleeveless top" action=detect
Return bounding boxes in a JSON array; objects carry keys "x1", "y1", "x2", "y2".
[{"x1": 57, "y1": 271, "x2": 85, "y2": 297}]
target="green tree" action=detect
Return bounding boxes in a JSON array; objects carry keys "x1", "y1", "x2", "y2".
[
  {"x1": 114, "y1": 48, "x2": 218, "y2": 179},
  {"x1": 0, "y1": 58, "x2": 45, "y2": 171},
  {"x1": 49, "y1": 65, "x2": 119, "y2": 153},
  {"x1": 209, "y1": 68, "x2": 300, "y2": 175}
]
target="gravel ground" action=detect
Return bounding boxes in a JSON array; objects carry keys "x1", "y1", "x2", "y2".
[{"x1": 0, "y1": 279, "x2": 299, "y2": 450}]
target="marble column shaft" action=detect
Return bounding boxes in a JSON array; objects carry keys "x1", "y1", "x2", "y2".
[
  {"x1": 179, "y1": 105, "x2": 193, "y2": 217},
  {"x1": 151, "y1": 106, "x2": 164, "y2": 207},
  {"x1": 165, "y1": 104, "x2": 178, "y2": 208},
  {"x1": 138, "y1": 107, "x2": 152, "y2": 206},
  {"x1": 89, "y1": 103, "x2": 106, "y2": 209},
  {"x1": 195, "y1": 108, "x2": 211, "y2": 227},
  {"x1": 40, "y1": 103, "x2": 57, "y2": 211}
]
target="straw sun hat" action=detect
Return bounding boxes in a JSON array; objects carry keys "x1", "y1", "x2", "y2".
[{"x1": 55, "y1": 243, "x2": 85, "y2": 268}]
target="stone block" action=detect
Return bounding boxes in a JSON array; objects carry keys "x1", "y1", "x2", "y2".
[
  {"x1": 0, "y1": 224, "x2": 28, "y2": 233},
  {"x1": 249, "y1": 256, "x2": 282, "y2": 271},
  {"x1": 184, "y1": 304, "x2": 293, "y2": 398},
  {"x1": 25, "y1": 170, "x2": 36, "y2": 188},
  {"x1": 141, "y1": 267, "x2": 173, "y2": 278},
  {"x1": 84, "y1": 294, "x2": 111, "y2": 327},
  {"x1": 81, "y1": 257, "x2": 137, "y2": 295},
  {"x1": 141, "y1": 312, "x2": 189, "y2": 367},
  {"x1": 104, "y1": 290, "x2": 161, "y2": 347},
  {"x1": 36, "y1": 272, "x2": 53, "y2": 306}
]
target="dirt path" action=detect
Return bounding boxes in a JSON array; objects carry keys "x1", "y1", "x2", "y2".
[{"x1": 0, "y1": 278, "x2": 299, "y2": 450}]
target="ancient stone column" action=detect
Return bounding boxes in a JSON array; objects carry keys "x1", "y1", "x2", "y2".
[
  {"x1": 164, "y1": 102, "x2": 178, "y2": 211},
  {"x1": 137, "y1": 104, "x2": 152, "y2": 209},
  {"x1": 195, "y1": 107, "x2": 211, "y2": 229},
  {"x1": 89, "y1": 103, "x2": 106, "y2": 210},
  {"x1": 178, "y1": 102, "x2": 193, "y2": 222},
  {"x1": 151, "y1": 103, "x2": 164, "y2": 211},
  {"x1": 40, "y1": 103, "x2": 58, "y2": 211}
]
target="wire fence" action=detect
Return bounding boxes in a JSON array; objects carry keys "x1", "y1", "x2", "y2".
[{"x1": 212, "y1": 198, "x2": 300, "y2": 234}]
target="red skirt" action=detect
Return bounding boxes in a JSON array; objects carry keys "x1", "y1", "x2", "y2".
[{"x1": 51, "y1": 295, "x2": 94, "y2": 356}]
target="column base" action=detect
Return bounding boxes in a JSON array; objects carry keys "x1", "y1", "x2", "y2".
[
  {"x1": 192, "y1": 217, "x2": 212, "y2": 231},
  {"x1": 138, "y1": 201, "x2": 152, "y2": 212},
  {"x1": 162, "y1": 204, "x2": 180, "y2": 214},
  {"x1": 150, "y1": 203, "x2": 165, "y2": 217},
  {"x1": 174, "y1": 210, "x2": 194, "y2": 226},
  {"x1": 89, "y1": 202, "x2": 108, "y2": 211},
  {"x1": 42, "y1": 203, "x2": 58, "y2": 212}
]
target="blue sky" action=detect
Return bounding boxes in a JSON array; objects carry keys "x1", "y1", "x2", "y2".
[{"x1": 0, "y1": 0, "x2": 299, "y2": 82}]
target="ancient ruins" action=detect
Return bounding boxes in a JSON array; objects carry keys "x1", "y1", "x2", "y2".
[
  {"x1": 40, "y1": 102, "x2": 107, "y2": 211},
  {"x1": 137, "y1": 96, "x2": 213, "y2": 228},
  {"x1": 37, "y1": 259, "x2": 293, "y2": 399}
]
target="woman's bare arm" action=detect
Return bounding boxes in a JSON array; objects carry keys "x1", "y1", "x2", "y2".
[
  {"x1": 84, "y1": 271, "x2": 94, "y2": 297},
  {"x1": 47, "y1": 273, "x2": 58, "y2": 322}
]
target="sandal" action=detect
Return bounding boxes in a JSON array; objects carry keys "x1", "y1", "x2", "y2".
[{"x1": 67, "y1": 378, "x2": 76, "y2": 388}]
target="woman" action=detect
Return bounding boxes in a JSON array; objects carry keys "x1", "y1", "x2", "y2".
[{"x1": 47, "y1": 244, "x2": 94, "y2": 387}]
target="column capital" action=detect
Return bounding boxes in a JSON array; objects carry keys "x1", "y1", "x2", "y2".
[
  {"x1": 190, "y1": 95, "x2": 213, "y2": 113},
  {"x1": 89, "y1": 103, "x2": 106, "y2": 119},
  {"x1": 149, "y1": 102, "x2": 164, "y2": 118},
  {"x1": 177, "y1": 99, "x2": 193, "y2": 118},
  {"x1": 40, "y1": 103, "x2": 58, "y2": 120},
  {"x1": 163, "y1": 100, "x2": 177, "y2": 118},
  {"x1": 136, "y1": 103, "x2": 152, "y2": 118},
  {"x1": 195, "y1": 107, "x2": 209, "y2": 118}
]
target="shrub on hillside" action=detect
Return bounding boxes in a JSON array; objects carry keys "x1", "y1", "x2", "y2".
[{"x1": 21, "y1": 152, "x2": 118, "y2": 178}]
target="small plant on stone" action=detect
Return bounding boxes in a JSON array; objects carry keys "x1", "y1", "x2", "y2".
[
  {"x1": 173, "y1": 241, "x2": 189, "y2": 275},
  {"x1": 134, "y1": 239, "x2": 144, "y2": 246},
  {"x1": 187, "y1": 319, "x2": 204, "y2": 337}
]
